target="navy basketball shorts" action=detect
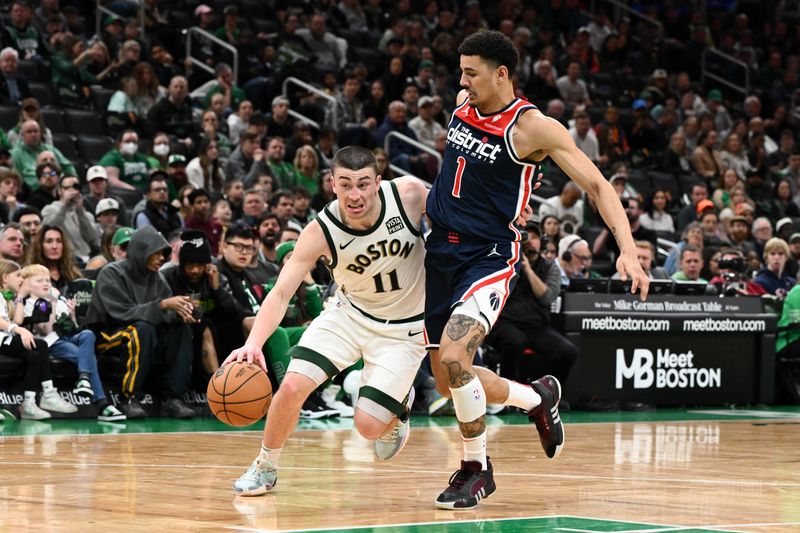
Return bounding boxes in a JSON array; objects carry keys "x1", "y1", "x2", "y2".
[{"x1": 424, "y1": 229, "x2": 521, "y2": 350}]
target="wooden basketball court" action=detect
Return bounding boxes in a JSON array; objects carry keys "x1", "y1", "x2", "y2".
[{"x1": 1, "y1": 408, "x2": 799, "y2": 532}]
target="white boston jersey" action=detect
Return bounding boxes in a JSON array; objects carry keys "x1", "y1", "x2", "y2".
[{"x1": 316, "y1": 180, "x2": 425, "y2": 321}]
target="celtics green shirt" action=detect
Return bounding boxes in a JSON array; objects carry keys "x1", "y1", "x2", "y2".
[{"x1": 99, "y1": 149, "x2": 155, "y2": 191}]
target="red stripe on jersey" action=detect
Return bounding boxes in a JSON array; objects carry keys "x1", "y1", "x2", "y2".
[{"x1": 460, "y1": 242, "x2": 521, "y2": 303}]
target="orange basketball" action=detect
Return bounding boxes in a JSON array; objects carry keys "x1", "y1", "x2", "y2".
[{"x1": 207, "y1": 362, "x2": 272, "y2": 426}]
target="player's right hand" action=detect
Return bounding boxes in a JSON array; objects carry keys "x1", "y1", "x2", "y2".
[{"x1": 223, "y1": 344, "x2": 268, "y2": 373}]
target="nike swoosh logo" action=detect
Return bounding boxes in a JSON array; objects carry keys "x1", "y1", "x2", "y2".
[
  {"x1": 408, "y1": 330, "x2": 423, "y2": 337},
  {"x1": 339, "y1": 238, "x2": 356, "y2": 250}
]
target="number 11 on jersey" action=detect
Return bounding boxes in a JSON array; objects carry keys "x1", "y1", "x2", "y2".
[{"x1": 452, "y1": 156, "x2": 466, "y2": 198}]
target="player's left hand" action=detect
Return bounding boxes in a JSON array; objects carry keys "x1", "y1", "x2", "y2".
[
  {"x1": 516, "y1": 204, "x2": 532, "y2": 226},
  {"x1": 616, "y1": 251, "x2": 650, "y2": 301}
]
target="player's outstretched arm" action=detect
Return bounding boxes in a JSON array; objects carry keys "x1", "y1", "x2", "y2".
[
  {"x1": 223, "y1": 221, "x2": 330, "y2": 370},
  {"x1": 519, "y1": 113, "x2": 649, "y2": 300}
]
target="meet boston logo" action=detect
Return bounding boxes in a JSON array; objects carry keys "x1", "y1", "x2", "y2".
[{"x1": 615, "y1": 348, "x2": 722, "y2": 390}]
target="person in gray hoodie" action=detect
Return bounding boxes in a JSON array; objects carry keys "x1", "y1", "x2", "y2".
[{"x1": 87, "y1": 226, "x2": 197, "y2": 419}]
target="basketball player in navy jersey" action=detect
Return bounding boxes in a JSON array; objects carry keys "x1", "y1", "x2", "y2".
[{"x1": 425, "y1": 31, "x2": 649, "y2": 510}]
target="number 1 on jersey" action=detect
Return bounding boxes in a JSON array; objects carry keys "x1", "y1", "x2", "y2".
[{"x1": 452, "y1": 156, "x2": 466, "y2": 198}]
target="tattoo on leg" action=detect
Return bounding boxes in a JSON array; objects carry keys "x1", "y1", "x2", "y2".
[
  {"x1": 466, "y1": 331, "x2": 482, "y2": 357},
  {"x1": 459, "y1": 416, "x2": 486, "y2": 438},
  {"x1": 446, "y1": 315, "x2": 480, "y2": 342},
  {"x1": 443, "y1": 360, "x2": 474, "y2": 387}
]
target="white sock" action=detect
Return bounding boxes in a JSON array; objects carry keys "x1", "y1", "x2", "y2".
[
  {"x1": 24, "y1": 391, "x2": 36, "y2": 403},
  {"x1": 463, "y1": 434, "x2": 487, "y2": 470},
  {"x1": 41, "y1": 380, "x2": 55, "y2": 394},
  {"x1": 258, "y1": 444, "x2": 281, "y2": 468},
  {"x1": 502, "y1": 379, "x2": 541, "y2": 411}
]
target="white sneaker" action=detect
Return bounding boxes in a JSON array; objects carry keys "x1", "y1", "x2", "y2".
[
  {"x1": 39, "y1": 390, "x2": 78, "y2": 414},
  {"x1": 374, "y1": 387, "x2": 414, "y2": 461},
  {"x1": 97, "y1": 404, "x2": 126, "y2": 422},
  {"x1": 20, "y1": 399, "x2": 52, "y2": 420},
  {"x1": 321, "y1": 384, "x2": 354, "y2": 418}
]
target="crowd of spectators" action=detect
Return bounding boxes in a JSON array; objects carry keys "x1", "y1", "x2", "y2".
[{"x1": 0, "y1": 0, "x2": 800, "y2": 418}]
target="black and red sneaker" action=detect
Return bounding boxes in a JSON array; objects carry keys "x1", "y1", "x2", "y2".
[
  {"x1": 528, "y1": 375, "x2": 565, "y2": 459},
  {"x1": 435, "y1": 458, "x2": 496, "y2": 510}
]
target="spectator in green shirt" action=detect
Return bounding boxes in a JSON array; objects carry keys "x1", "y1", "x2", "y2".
[
  {"x1": 99, "y1": 130, "x2": 155, "y2": 192},
  {"x1": 266, "y1": 136, "x2": 297, "y2": 189},
  {"x1": 10, "y1": 120, "x2": 75, "y2": 190},
  {"x1": 671, "y1": 245, "x2": 708, "y2": 283},
  {"x1": 203, "y1": 62, "x2": 246, "y2": 114},
  {"x1": 214, "y1": 5, "x2": 241, "y2": 45}
]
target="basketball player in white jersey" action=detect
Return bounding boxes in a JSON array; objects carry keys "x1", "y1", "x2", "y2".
[{"x1": 225, "y1": 146, "x2": 430, "y2": 496}]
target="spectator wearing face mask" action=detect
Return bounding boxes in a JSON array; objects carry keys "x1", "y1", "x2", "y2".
[{"x1": 99, "y1": 129, "x2": 155, "y2": 192}]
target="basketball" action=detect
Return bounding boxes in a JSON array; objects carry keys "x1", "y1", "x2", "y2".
[{"x1": 207, "y1": 362, "x2": 272, "y2": 427}]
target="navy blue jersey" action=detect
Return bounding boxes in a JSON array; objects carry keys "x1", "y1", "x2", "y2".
[{"x1": 426, "y1": 97, "x2": 539, "y2": 243}]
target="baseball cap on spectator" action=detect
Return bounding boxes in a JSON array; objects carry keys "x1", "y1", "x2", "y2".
[
  {"x1": 112, "y1": 227, "x2": 134, "y2": 247},
  {"x1": 632, "y1": 99, "x2": 648, "y2": 110},
  {"x1": 776, "y1": 217, "x2": 794, "y2": 234},
  {"x1": 609, "y1": 173, "x2": 627, "y2": 184},
  {"x1": 524, "y1": 219, "x2": 541, "y2": 237},
  {"x1": 708, "y1": 89, "x2": 723, "y2": 102},
  {"x1": 729, "y1": 215, "x2": 749, "y2": 225},
  {"x1": 168, "y1": 154, "x2": 187, "y2": 166},
  {"x1": 577, "y1": 26, "x2": 590, "y2": 35},
  {"x1": 104, "y1": 14, "x2": 122, "y2": 26},
  {"x1": 387, "y1": 37, "x2": 404, "y2": 47},
  {"x1": 86, "y1": 165, "x2": 107, "y2": 181},
  {"x1": 696, "y1": 199, "x2": 715, "y2": 214},
  {"x1": 790, "y1": 233, "x2": 800, "y2": 244},
  {"x1": 194, "y1": 4, "x2": 212, "y2": 16},
  {"x1": 652, "y1": 69, "x2": 668, "y2": 79},
  {"x1": 734, "y1": 202, "x2": 755, "y2": 215},
  {"x1": 418, "y1": 96, "x2": 435, "y2": 108},
  {"x1": 96, "y1": 198, "x2": 120, "y2": 216},
  {"x1": 418, "y1": 60, "x2": 434, "y2": 72},
  {"x1": 271, "y1": 96, "x2": 289, "y2": 107},
  {"x1": 223, "y1": 5, "x2": 238, "y2": 16}
]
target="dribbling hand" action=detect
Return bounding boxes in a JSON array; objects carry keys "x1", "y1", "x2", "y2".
[
  {"x1": 616, "y1": 252, "x2": 650, "y2": 301},
  {"x1": 223, "y1": 344, "x2": 268, "y2": 373}
]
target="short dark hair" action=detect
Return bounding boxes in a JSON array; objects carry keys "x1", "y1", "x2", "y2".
[
  {"x1": 149, "y1": 173, "x2": 167, "y2": 190},
  {"x1": 331, "y1": 146, "x2": 378, "y2": 176},
  {"x1": 225, "y1": 222, "x2": 256, "y2": 241},
  {"x1": 256, "y1": 212, "x2": 282, "y2": 228},
  {"x1": 269, "y1": 190, "x2": 293, "y2": 208},
  {"x1": 292, "y1": 186, "x2": 311, "y2": 199},
  {"x1": 249, "y1": 113, "x2": 268, "y2": 126},
  {"x1": 12, "y1": 206, "x2": 41, "y2": 222},
  {"x1": 681, "y1": 244, "x2": 702, "y2": 261},
  {"x1": 188, "y1": 188, "x2": 211, "y2": 204},
  {"x1": 239, "y1": 131, "x2": 259, "y2": 144},
  {"x1": 457, "y1": 30, "x2": 518, "y2": 74}
]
